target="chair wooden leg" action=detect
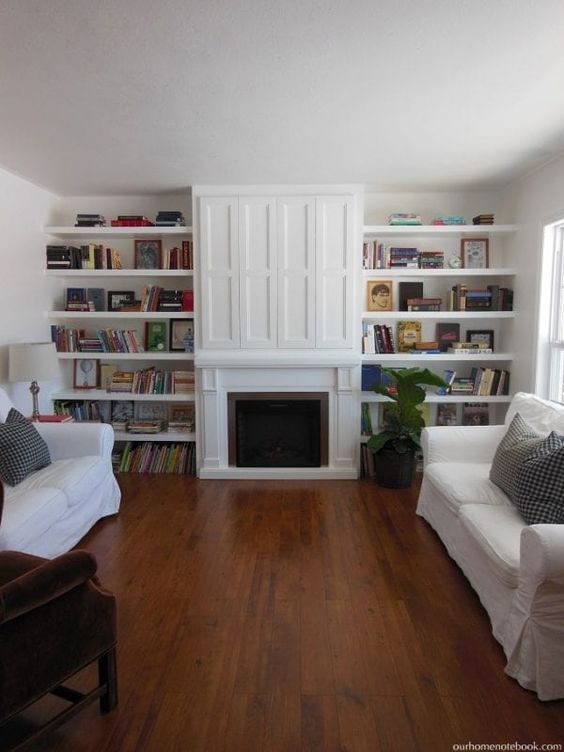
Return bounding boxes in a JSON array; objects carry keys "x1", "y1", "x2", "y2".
[{"x1": 98, "y1": 647, "x2": 118, "y2": 713}]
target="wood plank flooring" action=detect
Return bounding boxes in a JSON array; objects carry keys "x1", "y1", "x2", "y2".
[{"x1": 5, "y1": 475, "x2": 564, "y2": 751}]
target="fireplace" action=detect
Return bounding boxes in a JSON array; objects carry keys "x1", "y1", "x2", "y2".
[{"x1": 228, "y1": 392, "x2": 329, "y2": 468}]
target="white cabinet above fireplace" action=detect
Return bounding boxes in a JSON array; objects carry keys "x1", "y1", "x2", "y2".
[{"x1": 196, "y1": 186, "x2": 359, "y2": 351}]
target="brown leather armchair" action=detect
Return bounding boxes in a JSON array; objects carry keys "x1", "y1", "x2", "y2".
[{"x1": 0, "y1": 540, "x2": 117, "y2": 749}]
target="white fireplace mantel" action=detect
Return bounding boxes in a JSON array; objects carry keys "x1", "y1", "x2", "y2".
[{"x1": 196, "y1": 358, "x2": 359, "y2": 479}]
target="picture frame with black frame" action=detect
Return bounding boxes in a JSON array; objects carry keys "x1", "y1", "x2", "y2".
[
  {"x1": 169, "y1": 318, "x2": 194, "y2": 352},
  {"x1": 135, "y1": 239, "x2": 162, "y2": 270},
  {"x1": 461, "y1": 238, "x2": 489, "y2": 269},
  {"x1": 73, "y1": 358, "x2": 99, "y2": 389},
  {"x1": 107, "y1": 290, "x2": 135, "y2": 311},
  {"x1": 466, "y1": 329, "x2": 494, "y2": 350}
]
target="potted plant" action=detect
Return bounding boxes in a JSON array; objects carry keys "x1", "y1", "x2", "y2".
[{"x1": 367, "y1": 366, "x2": 447, "y2": 488}]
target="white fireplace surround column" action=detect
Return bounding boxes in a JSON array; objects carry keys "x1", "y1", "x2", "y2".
[{"x1": 197, "y1": 354, "x2": 359, "y2": 479}]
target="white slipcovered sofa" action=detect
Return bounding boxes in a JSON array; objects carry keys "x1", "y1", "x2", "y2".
[
  {"x1": 0, "y1": 388, "x2": 120, "y2": 557},
  {"x1": 417, "y1": 392, "x2": 564, "y2": 701}
]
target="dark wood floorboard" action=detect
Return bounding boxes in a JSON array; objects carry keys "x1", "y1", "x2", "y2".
[{"x1": 6, "y1": 474, "x2": 564, "y2": 751}]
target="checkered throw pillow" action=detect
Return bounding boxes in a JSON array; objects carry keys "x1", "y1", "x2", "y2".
[
  {"x1": 0, "y1": 408, "x2": 51, "y2": 486},
  {"x1": 512, "y1": 432, "x2": 564, "y2": 524},
  {"x1": 489, "y1": 413, "x2": 543, "y2": 498}
]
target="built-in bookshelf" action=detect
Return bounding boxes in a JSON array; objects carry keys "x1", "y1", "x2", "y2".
[
  {"x1": 360, "y1": 222, "x2": 518, "y2": 432},
  {"x1": 44, "y1": 222, "x2": 197, "y2": 473}
]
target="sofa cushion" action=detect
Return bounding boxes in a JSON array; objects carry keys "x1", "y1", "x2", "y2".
[
  {"x1": 459, "y1": 504, "x2": 524, "y2": 588},
  {"x1": 12, "y1": 456, "x2": 109, "y2": 508},
  {"x1": 424, "y1": 462, "x2": 512, "y2": 514},
  {"x1": 505, "y1": 392, "x2": 564, "y2": 436},
  {"x1": 489, "y1": 413, "x2": 543, "y2": 498},
  {"x1": 0, "y1": 486, "x2": 68, "y2": 552},
  {"x1": 512, "y1": 432, "x2": 564, "y2": 525},
  {"x1": 0, "y1": 409, "x2": 51, "y2": 486}
]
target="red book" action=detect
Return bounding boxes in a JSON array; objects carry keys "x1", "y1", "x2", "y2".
[
  {"x1": 37, "y1": 414, "x2": 74, "y2": 423},
  {"x1": 182, "y1": 290, "x2": 194, "y2": 312}
]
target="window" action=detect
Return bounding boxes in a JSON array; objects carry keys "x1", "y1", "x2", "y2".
[{"x1": 538, "y1": 220, "x2": 564, "y2": 403}]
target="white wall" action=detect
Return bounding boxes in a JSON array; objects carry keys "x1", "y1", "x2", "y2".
[
  {"x1": 499, "y1": 153, "x2": 564, "y2": 394},
  {"x1": 0, "y1": 167, "x2": 61, "y2": 413}
]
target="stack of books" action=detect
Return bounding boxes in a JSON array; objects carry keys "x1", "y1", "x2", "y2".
[
  {"x1": 472, "y1": 214, "x2": 495, "y2": 225},
  {"x1": 109, "y1": 372, "x2": 135, "y2": 393},
  {"x1": 157, "y1": 289, "x2": 183, "y2": 313},
  {"x1": 110, "y1": 215, "x2": 154, "y2": 227},
  {"x1": 389, "y1": 247, "x2": 419, "y2": 268},
  {"x1": 447, "y1": 342, "x2": 493, "y2": 355},
  {"x1": 74, "y1": 214, "x2": 105, "y2": 227},
  {"x1": 431, "y1": 215, "x2": 466, "y2": 225},
  {"x1": 406, "y1": 297, "x2": 442, "y2": 312},
  {"x1": 155, "y1": 211, "x2": 186, "y2": 226},
  {"x1": 127, "y1": 420, "x2": 163, "y2": 434},
  {"x1": 46, "y1": 245, "x2": 82, "y2": 269},
  {"x1": 362, "y1": 323, "x2": 395, "y2": 354},
  {"x1": 388, "y1": 213, "x2": 422, "y2": 225},
  {"x1": 419, "y1": 250, "x2": 444, "y2": 268},
  {"x1": 172, "y1": 371, "x2": 195, "y2": 394}
]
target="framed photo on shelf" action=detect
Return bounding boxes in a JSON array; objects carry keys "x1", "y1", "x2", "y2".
[
  {"x1": 107, "y1": 290, "x2": 135, "y2": 311},
  {"x1": 135, "y1": 239, "x2": 162, "y2": 270},
  {"x1": 466, "y1": 329, "x2": 495, "y2": 350},
  {"x1": 145, "y1": 321, "x2": 168, "y2": 352},
  {"x1": 73, "y1": 358, "x2": 99, "y2": 389},
  {"x1": 169, "y1": 319, "x2": 194, "y2": 352},
  {"x1": 133, "y1": 402, "x2": 168, "y2": 421},
  {"x1": 367, "y1": 279, "x2": 393, "y2": 312},
  {"x1": 461, "y1": 238, "x2": 489, "y2": 269}
]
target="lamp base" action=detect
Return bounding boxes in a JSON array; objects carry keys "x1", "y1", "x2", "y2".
[{"x1": 30, "y1": 380, "x2": 40, "y2": 422}]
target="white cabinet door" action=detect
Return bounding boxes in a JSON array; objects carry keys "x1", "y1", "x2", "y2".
[
  {"x1": 199, "y1": 197, "x2": 240, "y2": 349},
  {"x1": 277, "y1": 197, "x2": 316, "y2": 348},
  {"x1": 239, "y1": 197, "x2": 277, "y2": 348},
  {"x1": 315, "y1": 195, "x2": 355, "y2": 348}
]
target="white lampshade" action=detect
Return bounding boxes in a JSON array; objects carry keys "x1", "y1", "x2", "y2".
[{"x1": 9, "y1": 342, "x2": 60, "y2": 383}]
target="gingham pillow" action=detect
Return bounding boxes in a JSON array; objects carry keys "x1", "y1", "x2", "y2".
[
  {"x1": 489, "y1": 413, "x2": 543, "y2": 498},
  {"x1": 512, "y1": 432, "x2": 564, "y2": 525},
  {"x1": 0, "y1": 408, "x2": 51, "y2": 486}
]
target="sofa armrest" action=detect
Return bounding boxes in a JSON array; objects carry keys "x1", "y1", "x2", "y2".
[
  {"x1": 521, "y1": 524, "x2": 564, "y2": 583},
  {"x1": 35, "y1": 422, "x2": 115, "y2": 461},
  {"x1": 421, "y1": 424, "x2": 507, "y2": 466},
  {"x1": 0, "y1": 550, "x2": 98, "y2": 625}
]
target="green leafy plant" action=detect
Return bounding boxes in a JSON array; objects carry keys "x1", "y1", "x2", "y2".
[{"x1": 367, "y1": 367, "x2": 447, "y2": 455}]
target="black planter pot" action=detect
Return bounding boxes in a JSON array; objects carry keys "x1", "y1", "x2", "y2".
[{"x1": 373, "y1": 447, "x2": 416, "y2": 489}]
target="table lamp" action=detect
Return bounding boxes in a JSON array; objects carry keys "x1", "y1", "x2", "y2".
[{"x1": 9, "y1": 342, "x2": 60, "y2": 421}]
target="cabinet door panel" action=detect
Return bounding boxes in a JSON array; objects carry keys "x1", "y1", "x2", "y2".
[
  {"x1": 199, "y1": 197, "x2": 240, "y2": 348},
  {"x1": 240, "y1": 197, "x2": 277, "y2": 348},
  {"x1": 277, "y1": 197, "x2": 315, "y2": 348},
  {"x1": 316, "y1": 195, "x2": 355, "y2": 348}
]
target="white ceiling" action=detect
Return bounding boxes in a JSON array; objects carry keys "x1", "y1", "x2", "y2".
[{"x1": 1, "y1": 0, "x2": 564, "y2": 196}]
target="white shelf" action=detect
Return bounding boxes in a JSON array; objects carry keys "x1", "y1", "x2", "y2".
[
  {"x1": 52, "y1": 390, "x2": 195, "y2": 402},
  {"x1": 47, "y1": 311, "x2": 194, "y2": 319},
  {"x1": 362, "y1": 268, "x2": 517, "y2": 277},
  {"x1": 361, "y1": 353, "x2": 513, "y2": 362},
  {"x1": 361, "y1": 393, "x2": 512, "y2": 404},
  {"x1": 45, "y1": 269, "x2": 193, "y2": 277},
  {"x1": 113, "y1": 431, "x2": 195, "y2": 442},
  {"x1": 363, "y1": 224, "x2": 518, "y2": 236},
  {"x1": 361, "y1": 310, "x2": 514, "y2": 320},
  {"x1": 45, "y1": 226, "x2": 192, "y2": 237},
  {"x1": 56, "y1": 352, "x2": 194, "y2": 361}
]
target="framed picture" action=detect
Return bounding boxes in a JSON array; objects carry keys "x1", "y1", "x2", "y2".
[
  {"x1": 133, "y1": 402, "x2": 168, "y2": 421},
  {"x1": 135, "y1": 240, "x2": 162, "y2": 270},
  {"x1": 107, "y1": 290, "x2": 135, "y2": 311},
  {"x1": 169, "y1": 318, "x2": 195, "y2": 351},
  {"x1": 367, "y1": 279, "x2": 393, "y2": 312},
  {"x1": 145, "y1": 321, "x2": 168, "y2": 352},
  {"x1": 73, "y1": 358, "x2": 99, "y2": 389},
  {"x1": 467, "y1": 329, "x2": 494, "y2": 350},
  {"x1": 168, "y1": 403, "x2": 195, "y2": 423},
  {"x1": 461, "y1": 238, "x2": 489, "y2": 269}
]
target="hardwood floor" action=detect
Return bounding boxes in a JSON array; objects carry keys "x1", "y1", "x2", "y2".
[{"x1": 6, "y1": 474, "x2": 564, "y2": 751}]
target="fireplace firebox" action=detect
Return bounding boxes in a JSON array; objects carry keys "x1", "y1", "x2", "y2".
[{"x1": 228, "y1": 392, "x2": 329, "y2": 468}]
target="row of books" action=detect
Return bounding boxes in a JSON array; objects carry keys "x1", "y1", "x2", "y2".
[
  {"x1": 362, "y1": 323, "x2": 395, "y2": 354},
  {"x1": 440, "y1": 368, "x2": 510, "y2": 396},
  {"x1": 449, "y1": 284, "x2": 513, "y2": 311},
  {"x1": 53, "y1": 399, "x2": 194, "y2": 428},
  {"x1": 388, "y1": 213, "x2": 422, "y2": 225},
  {"x1": 164, "y1": 242, "x2": 193, "y2": 270},
  {"x1": 51, "y1": 325, "x2": 144, "y2": 353},
  {"x1": 114, "y1": 441, "x2": 196, "y2": 474},
  {"x1": 46, "y1": 244, "x2": 123, "y2": 270},
  {"x1": 363, "y1": 242, "x2": 445, "y2": 269},
  {"x1": 73, "y1": 212, "x2": 187, "y2": 228},
  {"x1": 107, "y1": 368, "x2": 194, "y2": 395}
]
